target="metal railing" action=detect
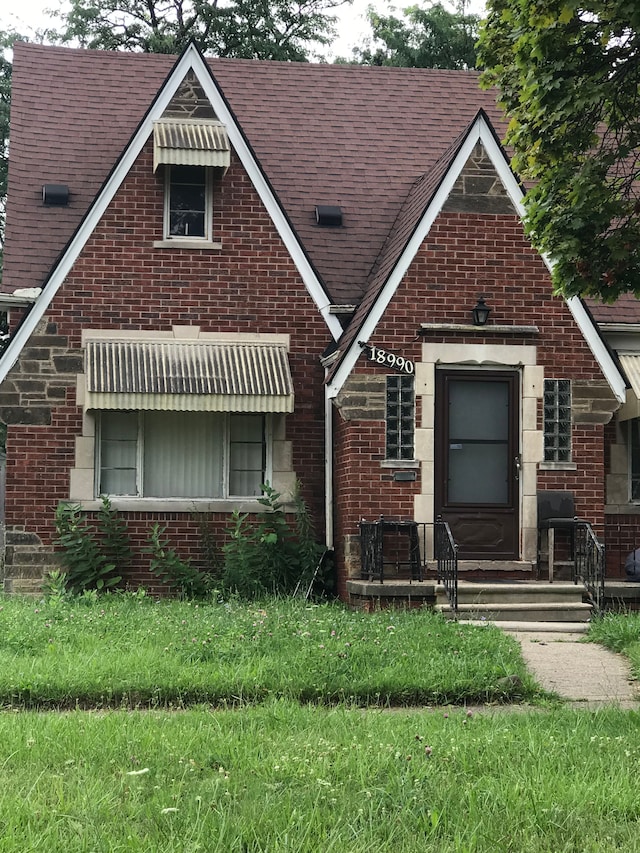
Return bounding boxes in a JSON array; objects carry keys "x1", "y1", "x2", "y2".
[
  {"x1": 358, "y1": 516, "x2": 458, "y2": 613},
  {"x1": 434, "y1": 515, "x2": 458, "y2": 613},
  {"x1": 574, "y1": 522, "x2": 605, "y2": 614},
  {"x1": 359, "y1": 517, "x2": 422, "y2": 583}
]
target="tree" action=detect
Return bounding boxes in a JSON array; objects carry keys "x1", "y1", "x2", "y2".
[
  {"x1": 48, "y1": 0, "x2": 350, "y2": 59},
  {"x1": 478, "y1": 1, "x2": 640, "y2": 302},
  {"x1": 351, "y1": 2, "x2": 480, "y2": 69}
]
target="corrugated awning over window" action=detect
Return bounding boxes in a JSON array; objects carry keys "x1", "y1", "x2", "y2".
[
  {"x1": 84, "y1": 340, "x2": 294, "y2": 413},
  {"x1": 618, "y1": 354, "x2": 640, "y2": 421},
  {"x1": 153, "y1": 119, "x2": 231, "y2": 172}
]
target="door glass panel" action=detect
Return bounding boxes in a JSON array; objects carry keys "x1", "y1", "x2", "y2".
[{"x1": 447, "y1": 379, "x2": 509, "y2": 505}]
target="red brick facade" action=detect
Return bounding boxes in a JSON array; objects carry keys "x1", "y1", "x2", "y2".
[{"x1": 2, "y1": 144, "x2": 329, "y2": 591}]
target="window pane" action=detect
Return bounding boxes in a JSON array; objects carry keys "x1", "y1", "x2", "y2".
[
  {"x1": 630, "y1": 419, "x2": 640, "y2": 501},
  {"x1": 543, "y1": 379, "x2": 572, "y2": 462},
  {"x1": 168, "y1": 166, "x2": 206, "y2": 237},
  {"x1": 229, "y1": 415, "x2": 264, "y2": 497},
  {"x1": 99, "y1": 411, "x2": 138, "y2": 496},
  {"x1": 386, "y1": 375, "x2": 415, "y2": 460},
  {"x1": 144, "y1": 412, "x2": 224, "y2": 498}
]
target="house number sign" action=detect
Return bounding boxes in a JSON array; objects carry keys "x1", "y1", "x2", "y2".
[{"x1": 360, "y1": 342, "x2": 415, "y2": 375}]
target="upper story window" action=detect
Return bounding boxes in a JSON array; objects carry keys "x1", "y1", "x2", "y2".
[
  {"x1": 153, "y1": 118, "x2": 230, "y2": 248},
  {"x1": 543, "y1": 378, "x2": 572, "y2": 462},
  {"x1": 165, "y1": 165, "x2": 212, "y2": 241},
  {"x1": 386, "y1": 374, "x2": 415, "y2": 460}
]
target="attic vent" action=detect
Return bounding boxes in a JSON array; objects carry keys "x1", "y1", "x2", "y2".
[
  {"x1": 42, "y1": 184, "x2": 69, "y2": 206},
  {"x1": 315, "y1": 205, "x2": 343, "y2": 227},
  {"x1": 153, "y1": 119, "x2": 230, "y2": 173}
]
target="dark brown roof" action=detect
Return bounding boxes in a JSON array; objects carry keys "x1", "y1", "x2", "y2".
[
  {"x1": 586, "y1": 294, "x2": 640, "y2": 325},
  {"x1": 4, "y1": 42, "x2": 507, "y2": 307}
]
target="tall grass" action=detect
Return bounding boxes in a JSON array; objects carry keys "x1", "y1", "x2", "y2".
[
  {"x1": 0, "y1": 703, "x2": 639, "y2": 851},
  {"x1": 0, "y1": 594, "x2": 538, "y2": 707}
]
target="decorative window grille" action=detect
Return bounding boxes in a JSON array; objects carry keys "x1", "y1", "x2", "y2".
[
  {"x1": 386, "y1": 375, "x2": 415, "y2": 460},
  {"x1": 543, "y1": 379, "x2": 572, "y2": 462}
]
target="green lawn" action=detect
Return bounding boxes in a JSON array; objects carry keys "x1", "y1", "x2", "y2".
[
  {"x1": 1, "y1": 595, "x2": 639, "y2": 851},
  {"x1": 0, "y1": 594, "x2": 538, "y2": 707}
]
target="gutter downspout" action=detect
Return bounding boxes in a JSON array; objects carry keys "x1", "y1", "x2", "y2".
[{"x1": 324, "y1": 384, "x2": 334, "y2": 551}]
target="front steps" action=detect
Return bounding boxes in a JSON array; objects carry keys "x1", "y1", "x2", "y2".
[{"x1": 436, "y1": 580, "x2": 593, "y2": 624}]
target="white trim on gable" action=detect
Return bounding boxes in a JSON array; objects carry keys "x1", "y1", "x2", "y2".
[
  {"x1": 0, "y1": 44, "x2": 342, "y2": 386},
  {"x1": 326, "y1": 113, "x2": 626, "y2": 403}
]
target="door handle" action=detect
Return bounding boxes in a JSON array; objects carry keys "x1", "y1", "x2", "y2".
[{"x1": 514, "y1": 454, "x2": 521, "y2": 481}]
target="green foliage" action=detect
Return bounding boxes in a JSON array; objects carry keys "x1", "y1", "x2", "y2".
[
  {"x1": 478, "y1": 0, "x2": 640, "y2": 301},
  {"x1": 46, "y1": 0, "x2": 348, "y2": 58},
  {"x1": 54, "y1": 502, "x2": 122, "y2": 594},
  {"x1": 221, "y1": 482, "x2": 329, "y2": 599},
  {"x1": 145, "y1": 522, "x2": 213, "y2": 599},
  {"x1": 351, "y1": 1, "x2": 480, "y2": 68},
  {"x1": 96, "y1": 494, "x2": 133, "y2": 572}
]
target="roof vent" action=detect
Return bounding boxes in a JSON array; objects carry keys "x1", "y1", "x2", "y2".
[
  {"x1": 42, "y1": 184, "x2": 70, "y2": 206},
  {"x1": 315, "y1": 205, "x2": 342, "y2": 227}
]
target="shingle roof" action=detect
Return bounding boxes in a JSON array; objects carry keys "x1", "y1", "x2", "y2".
[{"x1": 4, "y1": 42, "x2": 507, "y2": 307}]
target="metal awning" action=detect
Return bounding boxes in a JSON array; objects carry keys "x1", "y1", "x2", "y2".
[
  {"x1": 153, "y1": 119, "x2": 231, "y2": 172},
  {"x1": 84, "y1": 340, "x2": 294, "y2": 413},
  {"x1": 617, "y1": 353, "x2": 640, "y2": 420}
]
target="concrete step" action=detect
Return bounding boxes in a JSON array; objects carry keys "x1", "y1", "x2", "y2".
[
  {"x1": 436, "y1": 600, "x2": 593, "y2": 622},
  {"x1": 465, "y1": 620, "x2": 591, "y2": 634},
  {"x1": 455, "y1": 581, "x2": 585, "y2": 606}
]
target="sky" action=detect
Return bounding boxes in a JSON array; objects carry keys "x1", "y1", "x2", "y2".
[{"x1": 1, "y1": 0, "x2": 487, "y2": 59}]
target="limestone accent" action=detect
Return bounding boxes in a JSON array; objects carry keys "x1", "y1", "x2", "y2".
[
  {"x1": 163, "y1": 71, "x2": 218, "y2": 121},
  {"x1": 344, "y1": 533, "x2": 362, "y2": 579},
  {"x1": 416, "y1": 341, "x2": 542, "y2": 562},
  {"x1": 572, "y1": 380, "x2": 619, "y2": 425},
  {"x1": 442, "y1": 143, "x2": 516, "y2": 216},
  {"x1": 3, "y1": 528, "x2": 59, "y2": 594},
  {"x1": 0, "y1": 318, "x2": 75, "y2": 428},
  {"x1": 334, "y1": 374, "x2": 385, "y2": 421}
]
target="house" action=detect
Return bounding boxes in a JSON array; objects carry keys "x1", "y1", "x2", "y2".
[{"x1": 2, "y1": 41, "x2": 639, "y2": 606}]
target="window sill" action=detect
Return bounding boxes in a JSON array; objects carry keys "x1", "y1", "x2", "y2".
[
  {"x1": 605, "y1": 504, "x2": 640, "y2": 515},
  {"x1": 76, "y1": 498, "x2": 275, "y2": 513},
  {"x1": 380, "y1": 459, "x2": 419, "y2": 468},
  {"x1": 539, "y1": 462, "x2": 577, "y2": 471},
  {"x1": 153, "y1": 239, "x2": 223, "y2": 250}
]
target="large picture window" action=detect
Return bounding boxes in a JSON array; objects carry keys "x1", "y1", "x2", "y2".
[
  {"x1": 386, "y1": 375, "x2": 415, "y2": 460},
  {"x1": 98, "y1": 411, "x2": 267, "y2": 499},
  {"x1": 543, "y1": 379, "x2": 572, "y2": 463}
]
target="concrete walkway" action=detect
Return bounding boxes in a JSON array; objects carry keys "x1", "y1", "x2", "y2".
[{"x1": 500, "y1": 622, "x2": 640, "y2": 709}]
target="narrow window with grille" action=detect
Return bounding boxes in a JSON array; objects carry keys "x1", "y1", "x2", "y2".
[
  {"x1": 543, "y1": 379, "x2": 571, "y2": 462},
  {"x1": 386, "y1": 374, "x2": 415, "y2": 460}
]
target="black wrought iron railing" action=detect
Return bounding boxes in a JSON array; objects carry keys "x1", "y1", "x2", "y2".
[
  {"x1": 434, "y1": 515, "x2": 458, "y2": 613},
  {"x1": 574, "y1": 522, "x2": 605, "y2": 613},
  {"x1": 358, "y1": 515, "x2": 458, "y2": 613},
  {"x1": 358, "y1": 517, "x2": 422, "y2": 583}
]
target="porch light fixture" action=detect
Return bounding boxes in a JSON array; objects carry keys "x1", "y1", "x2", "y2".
[{"x1": 471, "y1": 296, "x2": 491, "y2": 326}]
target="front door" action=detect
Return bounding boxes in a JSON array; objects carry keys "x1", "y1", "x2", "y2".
[{"x1": 435, "y1": 370, "x2": 520, "y2": 560}]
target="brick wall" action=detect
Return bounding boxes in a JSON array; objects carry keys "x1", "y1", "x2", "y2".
[
  {"x1": 1, "y1": 142, "x2": 330, "y2": 593},
  {"x1": 333, "y1": 200, "x2": 613, "y2": 596}
]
